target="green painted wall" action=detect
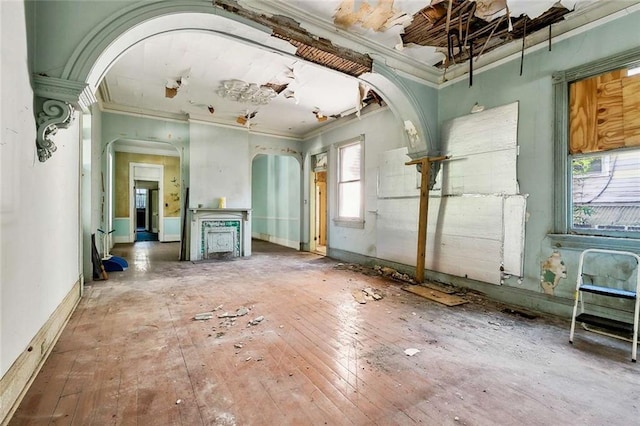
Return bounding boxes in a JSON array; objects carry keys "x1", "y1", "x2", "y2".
[
  {"x1": 252, "y1": 155, "x2": 301, "y2": 247},
  {"x1": 437, "y1": 9, "x2": 640, "y2": 313}
]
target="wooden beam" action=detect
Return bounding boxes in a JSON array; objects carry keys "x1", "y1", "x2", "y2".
[{"x1": 405, "y1": 156, "x2": 449, "y2": 283}]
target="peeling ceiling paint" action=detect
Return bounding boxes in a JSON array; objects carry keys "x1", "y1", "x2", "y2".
[
  {"x1": 100, "y1": 30, "x2": 374, "y2": 137},
  {"x1": 97, "y1": 0, "x2": 638, "y2": 137}
]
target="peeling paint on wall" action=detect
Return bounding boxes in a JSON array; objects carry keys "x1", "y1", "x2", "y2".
[{"x1": 540, "y1": 251, "x2": 567, "y2": 295}]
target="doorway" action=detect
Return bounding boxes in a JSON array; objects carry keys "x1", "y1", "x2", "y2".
[
  {"x1": 310, "y1": 152, "x2": 328, "y2": 255},
  {"x1": 134, "y1": 181, "x2": 159, "y2": 242},
  {"x1": 314, "y1": 171, "x2": 327, "y2": 255},
  {"x1": 129, "y1": 162, "x2": 164, "y2": 243}
]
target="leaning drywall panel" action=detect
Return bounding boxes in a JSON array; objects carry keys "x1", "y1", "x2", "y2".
[
  {"x1": 502, "y1": 195, "x2": 528, "y2": 276},
  {"x1": 433, "y1": 150, "x2": 517, "y2": 195},
  {"x1": 377, "y1": 195, "x2": 504, "y2": 284},
  {"x1": 438, "y1": 102, "x2": 519, "y2": 195},
  {"x1": 378, "y1": 147, "x2": 419, "y2": 198},
  {"x1": 376, "y1": 197, "x2": 419, "y2": 266}
]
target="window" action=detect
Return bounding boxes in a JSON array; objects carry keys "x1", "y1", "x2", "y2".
[
  {"x1": 135, "y1": 188, "x2": 147, "y2": 209},
  {"x1": 553, "y1": 49, "x2": 640, "y2": 248},
  {"x1": 571, "y1": 151, "x2": 640, "y2": 232},
  {"x1": 336, "y1": 137, "x2": 364, "y2": 226}
]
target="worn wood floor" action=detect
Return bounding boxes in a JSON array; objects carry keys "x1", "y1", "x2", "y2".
[{"x1": 9, "y1": 241, "x2": 639, "y2": 425}]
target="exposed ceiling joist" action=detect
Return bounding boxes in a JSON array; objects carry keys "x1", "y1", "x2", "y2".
[{"x1": 213, "y1": 0, "x2": 373, "y2": 77}]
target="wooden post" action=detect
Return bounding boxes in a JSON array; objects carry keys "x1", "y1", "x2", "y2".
[{"x1": 405, "y1": 156, "x2": 448, "y2": 283}]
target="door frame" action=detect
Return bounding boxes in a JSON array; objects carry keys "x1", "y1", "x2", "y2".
[
  {"x1": 129, "y1": 163, "x2": 164, "y2": 242},
  {"x1": 309, "y1": 152, "x2": 328, "y2": 254}
]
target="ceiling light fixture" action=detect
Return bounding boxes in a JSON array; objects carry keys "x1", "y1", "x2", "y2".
[{"x1": 217, "y1": 79, "x2": 277, "y2": 105}]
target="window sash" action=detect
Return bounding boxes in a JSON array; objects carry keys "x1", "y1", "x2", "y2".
[
  {"x1": 553, "y1": 47, "x2": 640, "y2": 246},
  {"x1": 337, "y1": 140, "x2": 363, "y2": 221}
]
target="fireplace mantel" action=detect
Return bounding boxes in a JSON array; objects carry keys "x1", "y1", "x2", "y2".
[
  {"x1": 189, "y1": 207, "x2": 251, "y2": 218},
  {"x1": 189, "y1": 208, "x2": 251, "y2": 261}
]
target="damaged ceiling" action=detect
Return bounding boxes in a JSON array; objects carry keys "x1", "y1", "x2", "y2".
[{"x1": 98, "y1": 0, "x2": 638, "y2": 137}]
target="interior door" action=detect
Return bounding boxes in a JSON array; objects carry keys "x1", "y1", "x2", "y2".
[
  {"x1": 315, "y1": 171, "x2": 327, "y2": 246},
  {"x1": 151, "y1": 189, "x2": 159, "y2": 233}
]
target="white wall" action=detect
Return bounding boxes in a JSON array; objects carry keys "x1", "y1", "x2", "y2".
[
  {"x1": 303, "y1": 108, "x2": 404, "y2": 257},
  {"x1": 189, "y1": 122, "x2": 303, "y2": 209},
  {"x1": 189, "y1": 123, "x2": 251, "y2": 208},
  {"x1": 1, "y1": 0, "x2": 81, "y2": 376}
]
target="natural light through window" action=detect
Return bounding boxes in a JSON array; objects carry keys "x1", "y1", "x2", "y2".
[
  {"x1": 338, "y1": 141, "x2": 362, "y2": 220},
  {"x1": 571, "y1": 149, "x2": 640, "y2": 234}
]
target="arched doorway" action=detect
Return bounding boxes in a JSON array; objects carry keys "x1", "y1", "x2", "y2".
[{"x1": 251, "y1": 154, "x2": 301, "y2": 250}]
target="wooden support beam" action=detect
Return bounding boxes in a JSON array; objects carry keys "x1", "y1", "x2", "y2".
[{"x1": 405, "y1": 155, "x2": 449, "y2": 283}]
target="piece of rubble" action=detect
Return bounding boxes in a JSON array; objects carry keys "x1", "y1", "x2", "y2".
[
  {"x1": 194, "y1": 312, "x2": 213, "y2": 320},
  {"x1": 213, "y1": 304, "x2": 223, "y2": 311},
  {"x1": 249, "y1": 316, "x2": 264, "y2": 326},
  {"x1": 392, "y1": 271, "x2": 415, "y2": 284},
  {"x1": 234, "y1": 343, "x2": 243, "y2": 349},
  {"x1": 235, "y1": 307, "x2": 249, "y2": 317},
  {"x1": 380, "y1": 266, "x2": 396, "y2": 276},
  {"x1": 362, "y1": 287, "x2": 383, "y2": 300},
  {"x1": 351, "y1": 289, "x2": 367, "y2": 304},
  {"x1": 404, "y1": 348, "x2": 420, "y2": 356}
]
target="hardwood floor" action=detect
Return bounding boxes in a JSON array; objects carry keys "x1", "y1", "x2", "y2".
[{"x1": 8, "y1": 240, "x2": 639, "y2": 425}]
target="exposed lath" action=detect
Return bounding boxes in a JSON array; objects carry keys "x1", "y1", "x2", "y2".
[
  {"x1": 401, "y1": 0, "x2": 571, "y2": 67},
  {"x1": 272, "y1": 34, "x2": 371, "y2": 77},
  {"x1": 213, "y1": 0, "x2": 373, "y2": 77}
]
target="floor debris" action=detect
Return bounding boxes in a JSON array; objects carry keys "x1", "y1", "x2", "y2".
[
  {"x1": 362, "y1": 287, "x2": 383, "y2": 300},
  {"x1": 424, "y1": 282, "x2": 457, "y2": 294},
  {"x1": 249, "y1": 315, "x2": 264, "y2": 326},
  {"x1": 194, "y1": 312, "x2": 214, "y2": 320},
  {"x1": 404, "y1": 348, "x2": 420, "y2": 356},
  {"x1": 218, "y1": 306, "x2": 250, "y2": 318},
  {"x1": 351, "y1": 289, "x2": 367, "y2": 304},
  {"x1": 402, "y1": 285, "x2": 468, "y2": 307},
  {"x1": 352, "y1": 287, "x2": 384, "y2": 304}
]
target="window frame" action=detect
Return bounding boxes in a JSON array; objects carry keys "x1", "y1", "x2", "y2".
[
  {"x1": 334, "y1": 135, "x2": 365, "y2": 228},
  {"x1": 550, "y1": 46, "x2": 640, "y2": 250}
]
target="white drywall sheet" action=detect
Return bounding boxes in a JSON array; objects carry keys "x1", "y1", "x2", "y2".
[
  {"x1": 377, "y1": 147, "x2": 419, "y2": 198},
  {"x1": 435, "y1": 102, "x2": 519, "y2": 195},
  {"x1": 377, "y1": 195, "x2": 526, "y2": 285},
  {"x1": 376, "y1": 102, "x2": 526, "y2": 284}
]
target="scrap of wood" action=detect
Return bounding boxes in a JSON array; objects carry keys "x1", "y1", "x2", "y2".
[
  {"x1": 424, "y1": 282, "x2": 456, "y2": 294},
  {"x1": 402, "y1": 285, "x2": 468, "y2": 307}
]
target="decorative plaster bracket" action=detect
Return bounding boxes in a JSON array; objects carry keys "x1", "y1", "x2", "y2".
[
  {"x1": 35, "y1": 99, "x2": 75, "y2": 162},
  {"x1": 33, "y1": 75, "x2": 96, "y2": 162}
]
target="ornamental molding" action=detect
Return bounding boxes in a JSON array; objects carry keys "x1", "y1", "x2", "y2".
[
  {"x1": 36, "y1": 99, "x2": 75, "y2": 162},
  {"x1": 33, "y1": 75, "x2": 96, "y2": 162},
  {"x1": 33, "y1": 74, "x2": 96, "y2": 111}
]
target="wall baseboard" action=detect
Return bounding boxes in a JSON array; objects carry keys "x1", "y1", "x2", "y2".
[
  {"x1": 252, "y1": 233, "x2": 299, "y2": 250},
  {"x1": 0, "y1": 280, "x2": 81, "y2": 425},
  {"x1": 163, "y1": 234, "x2": 181, "y2": 242},
  {"x1": 113, "y1": 236, "x2": 131, "y2": 244}
]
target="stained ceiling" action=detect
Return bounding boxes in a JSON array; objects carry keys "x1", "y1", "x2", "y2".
[{"x1": 98, "y1": 0, "x2": 638, "y2": 138}]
